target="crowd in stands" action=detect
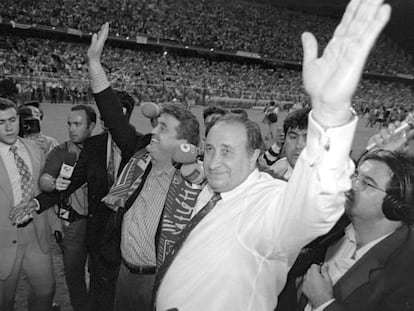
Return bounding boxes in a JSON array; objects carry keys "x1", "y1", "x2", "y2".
[
  {"x1": 0, "y1": 34, "x2": 305, "y2": 104},
  {"x1": 1, "y1": 0, "x2": 414, "y2": 76},
  {"x1": 1, "y1": 31, "x2": 413, "y2": 127}
]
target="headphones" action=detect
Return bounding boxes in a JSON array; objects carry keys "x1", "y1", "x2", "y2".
[{"x1": 382, "y1": 160, "x2": 414, "y2": 223}]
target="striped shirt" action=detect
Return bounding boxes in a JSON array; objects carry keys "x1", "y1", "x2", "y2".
[{"x1": 121, "y1": 165, "x2": 176, "y2": 266}]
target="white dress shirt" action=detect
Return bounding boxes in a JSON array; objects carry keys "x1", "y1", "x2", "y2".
[
  {"x1": 0, "y1": 139, "x2": 33, "y2": 205},
  {"x1": 156, "y1": 112, "x2": 357, "y2": 311}
]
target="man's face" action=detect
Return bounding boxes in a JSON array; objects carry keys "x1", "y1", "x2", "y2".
[
  {"x1": 204, "y1": 121, "x2": 258, "y2": 193},
  {"x1": 147, "y1": 113, "x2": 185, "y2": 164},
  {"x1": 345, "y1": 159, "x2": 391, "y2": 221},
  {"x1": 0, "y1": 108, "x2": 19, "y2": 145},
  {"x1": 284, "y1": 127, "x2": 307, "y2": 168},
  {"x1": 68, "y1": 110, "x2": 94, "y2": 144}
]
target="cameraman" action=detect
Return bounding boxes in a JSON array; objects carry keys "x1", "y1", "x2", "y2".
[{"x1": 17, "y1": 101, "x2": 59, "y2": 155}]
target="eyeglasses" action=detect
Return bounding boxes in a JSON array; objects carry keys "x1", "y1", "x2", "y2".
[{"x1": 351, "y1": 172, "x2": 387, "y2": 193}]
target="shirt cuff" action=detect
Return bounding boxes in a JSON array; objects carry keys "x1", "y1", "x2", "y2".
[
  {"x1": 89, "y1": 64, "x2": 110, "y2": 93},
  {"x1": 314, "y1": 298, "x2": 335, "y2": 311},
  {"x1": 305, "y1": 109, "x2": 358, "y2": 168}
]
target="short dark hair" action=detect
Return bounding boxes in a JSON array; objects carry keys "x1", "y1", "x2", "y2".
[
  {"x1": 161, "y1": 102, "x2": 200, "y2": 147},
  {"x1": 230, "y1": 109, "x2": 248, "y2": 119},
  {"x1": 362, "y1": 151, "x2": 414, "y2": 224},
  {"x1": 24, "y1": 100, "x2": 40, "y2": 108},
  {"x1": 114, "y1": 90, "x2": 134, "y2": 120},
  {"x1": 203, "y1": 105, "x2": 227, "y2": 120},
  {"x1": 214, "y1": 114, "x2": 266, "y2": 155},
  {"x1": 283, "y1": 108, "x2": 311, "y2": 136},
  {"x1": 71, "y1": 104, "x2": 97, "y2": 126},
  {"x1": 0, "y1": 97, "x2": 17, "y2": 111}
]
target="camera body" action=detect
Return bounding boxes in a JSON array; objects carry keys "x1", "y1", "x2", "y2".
[
  {"x1": 21, "y1": 118, "x2": 41, "y2": 135},
  {"x1": 17, "y1": 106, "x2": 41, "y2": 136}
]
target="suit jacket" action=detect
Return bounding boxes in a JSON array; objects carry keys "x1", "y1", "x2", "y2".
[
  {"x1": 0, "y1": 138, "x2": 51, "y2": 280},
  {"x1": 36, "y1": 87, "x2": 151, "y2": 251},
  {"x1": 323, "y1": 225, "x2": 414, "y2": 311}
]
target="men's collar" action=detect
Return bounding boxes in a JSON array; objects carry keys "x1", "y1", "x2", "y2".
[
  {"x1": 206, "y1": 168, "x2": 260, "y2": 202},
  {"x1": 0, "y1": 138, "x2": 22, "y2": 153}
]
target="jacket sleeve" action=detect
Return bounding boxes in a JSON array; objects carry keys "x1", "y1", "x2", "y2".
[
  {"x1": 93, "y1": 86, "x2": 145, "y2": 161},
  {"x1": 35, "y1": 145, "x2": 88, "y2": 213}
]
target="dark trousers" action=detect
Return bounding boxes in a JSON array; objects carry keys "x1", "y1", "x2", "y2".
[
  {"x1": 88, "y1": 251, "x2": 120, "y2": 311},
  {"x1": 62, "y1": 218, "x2": 89, "y2": 311},
  {"x1": 114, "y1": 261, "x2": 155, "y2": 311}
]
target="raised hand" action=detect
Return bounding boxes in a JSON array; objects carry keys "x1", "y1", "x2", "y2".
[
  {"x1": 87, "y1": 22, "x2": 109, "y2": 65},
  {"x1": 9, "y1": 199, "x2": 38, "y2": 225},
  {"x1": 302, "y1": 0, "x2": 391, "y2": 128}
]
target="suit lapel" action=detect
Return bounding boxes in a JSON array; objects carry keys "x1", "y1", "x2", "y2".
[
  {"x1": 0, "y1": 153, "x2": 13, "y2": 204},
  {"x1": 334, "y1": 226, "x2": 408, "y2": 300}
]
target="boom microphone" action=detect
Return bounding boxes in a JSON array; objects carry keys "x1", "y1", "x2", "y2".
[
  {"x1": 141, "y1": 102, "x2": 161, "y2": 119},
  {"x1": 172, "y1": 143, "x2": 200, "y2": 164},
  {"x1": 59, "y1": 152, "x2": 78, "y2": 179}
]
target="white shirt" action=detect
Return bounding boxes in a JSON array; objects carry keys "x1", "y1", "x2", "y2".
[
  {"x1": 0, "y1": 139, "x2": 33, "y2": 205},
  {"x1": 305, "y1": 225, "x2": 392, "y2": 311},
  {"x1": 156, "y1": 112, "x2": 358, "y2": 311}
]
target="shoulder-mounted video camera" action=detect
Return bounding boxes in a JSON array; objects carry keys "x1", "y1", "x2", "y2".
[{"x1": 17, "y1": 106, "x2": 41, "y2": 136}]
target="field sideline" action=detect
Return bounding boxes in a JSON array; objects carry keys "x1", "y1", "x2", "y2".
[{"x1": 15, "y1": 102, "x2": 377, "y2": 311}]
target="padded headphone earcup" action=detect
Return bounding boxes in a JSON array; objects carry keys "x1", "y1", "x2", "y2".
[{"x1": 382, "y1": 194, "x2": 410, "y2": 221}]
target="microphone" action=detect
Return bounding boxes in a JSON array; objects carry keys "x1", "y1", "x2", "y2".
[
  {"x1": 180, "y1": 161, "x2": 205, "y2": 185},
  {"x1": 59, "y1": 152, "x2": 78, "y2": 179},
  {"x1": 172, "y1": 143, "x2": 200, "y2": 164},
  {"x1": 141, "y1": 102, "x2": 161, "y2": 119},
  {"x1": 366, "y1": 114, "x2": 414, "y2": 151}
]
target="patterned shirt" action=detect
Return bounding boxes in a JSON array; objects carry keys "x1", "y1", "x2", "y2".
[{"x1": 121, "y1": 165, "x2": 175, "y2": 266}]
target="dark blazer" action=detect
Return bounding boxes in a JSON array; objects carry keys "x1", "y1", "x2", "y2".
[
  {"x1": 323, "y1": 225, "x2": 414, "y2": 311},
  {"x1": 36, "y1": 86, "x2": 151, "y2": 250}
]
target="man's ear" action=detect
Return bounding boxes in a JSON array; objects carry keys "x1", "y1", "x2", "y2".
[
  {"x1": 250, "y1": 149, "x2": 261, "y2": 170},
  {"x1": 89, "y1": 122, "x2": 96, "y2": 132}
]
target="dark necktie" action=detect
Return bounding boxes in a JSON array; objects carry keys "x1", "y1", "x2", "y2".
[
  {"x1": 10, "y1": 145, "x2": 33, "y2": 201},
  {"x1": 152, "y1": 192, "x2": 222, "y2": 301}
]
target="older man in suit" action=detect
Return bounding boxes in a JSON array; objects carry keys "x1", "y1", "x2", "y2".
[
  {"x1": 301, "y1": 151, "x2": 414, "y2": 311},
  {"x1": 0, "y1": 97, "x2": 54, "y2": 311}
]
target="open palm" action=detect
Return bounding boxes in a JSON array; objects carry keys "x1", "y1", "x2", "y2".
[
  {"x1": 87, "y1": 22, "x2": 109, "y2": 64},
  {"x1": 302, "y1": 0, "x2": 391, "y2": 124}
]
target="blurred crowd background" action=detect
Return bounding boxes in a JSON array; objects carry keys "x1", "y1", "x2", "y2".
[{"x1": 1, "y1": 0, "x2": 413, "y2": 126}]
